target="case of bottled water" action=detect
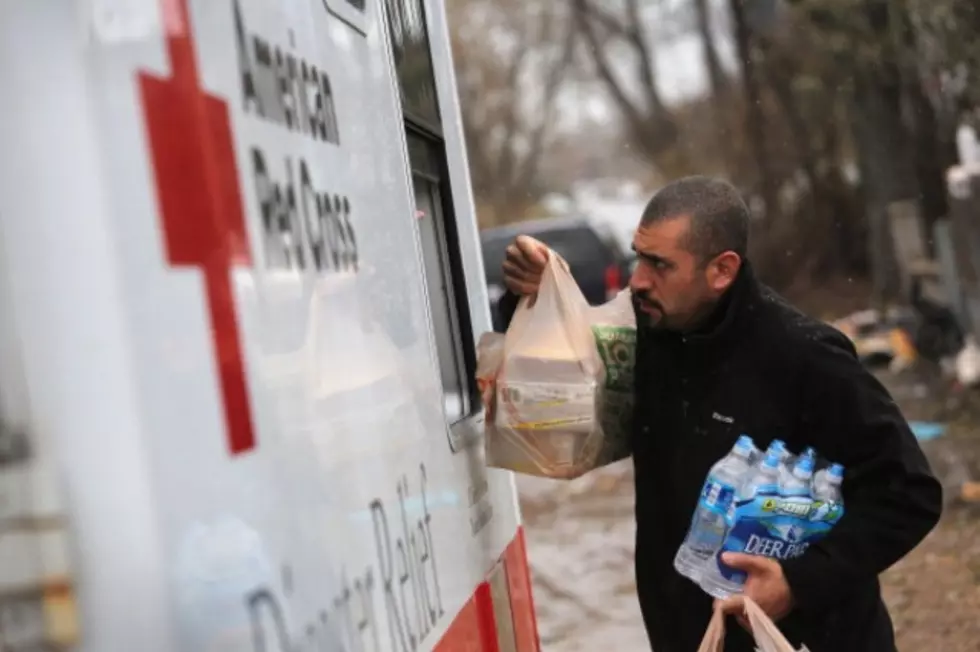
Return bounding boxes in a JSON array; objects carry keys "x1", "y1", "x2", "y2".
[{"x1": 674, "y1": 436, "x2": 846, "y2": 598}]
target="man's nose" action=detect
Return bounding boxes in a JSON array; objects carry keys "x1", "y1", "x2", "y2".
[{"x1": 630, "y1": 262, "x2": 653, "y2": 290}]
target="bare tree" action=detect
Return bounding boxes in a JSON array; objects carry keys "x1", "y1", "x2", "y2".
[
  {"x1": 730, "y1": 0, "x2": 778, "y2": 218},
  {"x1": 569, "y1": 0, "x2": 680, "y2": 163},
  {"x1": 787, "y1": 0, "x2": 937, "y2": 303},
  {"x1": 756, "y1": 17, "x2": 868, "y2": 276},
  {"x1": 447, "y1": 0, "x2": 577, "y2": 226},
  {"x1": 694, "y1": 0, "x2": 728, "y2": 100}
]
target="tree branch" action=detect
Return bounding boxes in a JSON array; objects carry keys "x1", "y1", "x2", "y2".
[
  {"x1": 572, "y1": 0, "x2": 677, "y2": 157},
  {"x1": 729, "y1": 0, "x2": 777, "y2": 216},
  {"x1": 693, "y1": 0, "x2": 727, "y2": 98},
  {"x1": 516, "y1": 12, "x2": 578, "y2": 186},
  {"x1": 493, "y1": 23, "x2": 532, "y2": 191},
  {"x1": 624, "y1": 0, "x2": 667, "y2": 117}
]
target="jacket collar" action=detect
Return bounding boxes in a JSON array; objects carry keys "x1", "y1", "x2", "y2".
[{"x1": 687, "y1": 260, "x2": 760, "y2": 343}]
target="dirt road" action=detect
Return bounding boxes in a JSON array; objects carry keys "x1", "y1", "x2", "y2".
[{"x1": 518, "y1": 367, "x2": 980, "y2": 651}]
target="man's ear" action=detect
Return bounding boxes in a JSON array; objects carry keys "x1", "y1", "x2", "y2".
[{"x1": 708, "y1": 251, "x2": 742, "y2": 292}]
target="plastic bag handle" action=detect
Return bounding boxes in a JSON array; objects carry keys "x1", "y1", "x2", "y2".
[
  {"x1": 744, "y1": 599, "x2": 806, "y2": 652},
  {"x1": 696, "y1": 605, "x2": 726, "y2": 652},
  {"x1": 503, "y1": 250, "x2": 574, "y2": 354},
  {"x1": 696, "y1": 599, "x2": 808, "y2": 652}
]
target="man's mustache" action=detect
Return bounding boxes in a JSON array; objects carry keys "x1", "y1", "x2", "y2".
[{"x1": 631, "y1": 290, "x2": 664, "y2": 312}]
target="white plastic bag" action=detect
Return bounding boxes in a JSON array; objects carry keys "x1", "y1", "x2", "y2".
[
  {"x1": 697, "y1": 599, "x2": 810, "y2": 652},
  {"x1": 486, "y1": 253, "x2": 607, "y2": 479}
]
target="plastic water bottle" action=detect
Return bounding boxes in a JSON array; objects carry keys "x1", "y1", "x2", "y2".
[
  {"x1": 762, "y1": 439, "x2": 792, "y2": 485},
  {"x1": 699, "y1": 449, "x2": 782, "y2": 598},
  {"x1": 743, "y1": 450, "x2": 782, "y2": 498},
  {"x1": 782, "y1": 447, "x2": 816, "y2": 491},
  {"x1": 674, "y1": 435, "x2": 756, "y2": 582},
  {"x1": 814, "y1": 463, "x2": 844, "y2": 503},
  {"x1": 810, "y1": 463, "x2": 845, "y2": 524},
  {"x1": 766, "y1": 439, "x2": 790, "y2": 467},
  {"x1": 767, "y1": 439, "x2": 787, "y2": 479},
  {"x1": 783, "y1": 451, "x2": 816, "y2": 497}
]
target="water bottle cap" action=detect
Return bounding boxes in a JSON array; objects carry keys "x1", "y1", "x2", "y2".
[
  {"x1": 762, "y1": 451, "x2": 781, "y2": 469},
  {"x1": 828, "y1": 463, "x2": 844, "y2": 479},
  {"x1": 794, "y1": 455, "x2": 815, "y2": 475},
  {"x1": 793, "y1": 455, "x2": 814, "y2": 480},
  {"x1": 735, "y1": 435, "x2": 755, "y2": 452},
  {"x1": 766, "y1": 440, "x2": 787, "y2": 459}
]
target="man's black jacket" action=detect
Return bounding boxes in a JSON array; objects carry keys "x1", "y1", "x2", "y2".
[{"x1": 497, "y1": 262, "x2": 943, "y2": 651}]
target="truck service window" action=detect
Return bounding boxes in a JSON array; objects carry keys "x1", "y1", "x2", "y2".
[{"x1": 384, "y1": 0, "x2": 478, "y2": 424}]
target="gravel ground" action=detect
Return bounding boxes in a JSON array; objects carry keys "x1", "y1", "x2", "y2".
[{"x1": 518, "y1": 364, "x2": 980, "y2": 651}]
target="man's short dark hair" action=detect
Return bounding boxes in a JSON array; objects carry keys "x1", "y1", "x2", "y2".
[{"x1": 640, "y1": 175, "x2": 749, "y2": 263}]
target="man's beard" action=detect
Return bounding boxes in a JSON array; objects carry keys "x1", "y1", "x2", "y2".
[{"x1": 631, "y1": 289, "x2": 667, "y2": 331}]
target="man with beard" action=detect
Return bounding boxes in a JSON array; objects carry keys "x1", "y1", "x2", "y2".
[{"x1": 494, "y1": 176, "x2": 942, "y2": 651}]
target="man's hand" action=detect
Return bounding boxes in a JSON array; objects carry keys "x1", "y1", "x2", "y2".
[
  {"x1": 502, "y1": 235, "x2": 549, "y2": 296},
  {"x1": 714, "y1": 553, "x2": 794, "y2": 629}
]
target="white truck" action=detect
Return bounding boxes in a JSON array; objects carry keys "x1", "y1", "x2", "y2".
[{"x1": 0, "y1": 1, "x2": 538, "y2": 650}]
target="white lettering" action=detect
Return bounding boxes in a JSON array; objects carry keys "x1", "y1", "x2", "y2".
[
  {"x1": 742, "y1": 534, "x2": 810, "y2": 560},
  {"x1": 711, "y1": 412, "x2": 734, "y2": 424},
  {"x1": 768, "y1": 540, "x2": 785, "y2": 557},
  {"x1": 234, "y1": 0, "x2": 340, "y2": 144},
  {"x1": 774, "y1": 501, "x2": 811, "y2": 518}
]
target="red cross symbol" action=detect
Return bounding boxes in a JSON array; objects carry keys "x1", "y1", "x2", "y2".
[{"x1": 138, "y1": 0, "x2": 256, "y2": 455}]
